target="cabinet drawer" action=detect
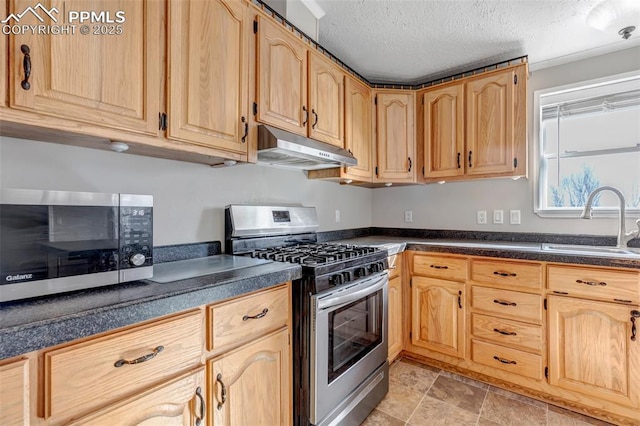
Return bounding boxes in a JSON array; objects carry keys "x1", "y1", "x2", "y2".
[
  {"x1": 412, "y1": 254, "x2": 467, "y2": 282},
  {"x1": 44, "y1": 310, "x2": 203, "y2": 420},
  {"x1": 471, "y1": 313, "x2": 542, "y2": 352},
  {"x1": 208, "y1": 285, "x2": 289, "y2": 351},
  {"x1": 548, "y1": 265, "x2": 640, "y2": 304},
  {"x1": 472, "y1": 340, "x2": 543, "y2": 380},
  {"x1": 471, "y1": 259, "x2": 542, "y2": 291},
  {"x1": 472, "y1": 287, "x2": 542, "y2": 324}
]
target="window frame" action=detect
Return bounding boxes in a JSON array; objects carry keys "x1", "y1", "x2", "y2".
[{"x1": 533, "y1": 70, "x2": 640, "y2": 218}]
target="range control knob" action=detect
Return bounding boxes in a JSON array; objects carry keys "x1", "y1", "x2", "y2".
[
  {"x1": 129, "y1": 253, "x2": 146, "y2": 267},
  {"x1": 354, "y1": 267, "x2": 367, "y2": 278},
  {"x1": 329, "y1": 274, "x2": 344, "y2": 286}
]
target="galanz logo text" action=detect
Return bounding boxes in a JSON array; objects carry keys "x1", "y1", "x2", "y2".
[{"x1": 5, "y1": 273, "x2": 34, "y2": 281}]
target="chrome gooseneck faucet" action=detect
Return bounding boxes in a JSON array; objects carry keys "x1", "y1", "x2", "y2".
[{"x1": 581, "y1": 186, "x2": 640, "y2": 248}]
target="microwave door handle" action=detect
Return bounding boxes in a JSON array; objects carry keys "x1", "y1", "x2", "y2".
[{"x1": 318, "y1": 274, "x2": 387, "y2": 311}]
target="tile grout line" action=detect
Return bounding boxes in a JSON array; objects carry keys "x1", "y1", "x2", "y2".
[
  {"x1": 403, "y1": 366, "x2": 442, "y2": 425},
  {"x1": 476, "y1": 385, "x2": 491, "y2": 426}
]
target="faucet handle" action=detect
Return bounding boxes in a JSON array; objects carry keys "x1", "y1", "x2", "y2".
[{"x1": 626, "y1": 219, "x2": 640, "y2": 240}]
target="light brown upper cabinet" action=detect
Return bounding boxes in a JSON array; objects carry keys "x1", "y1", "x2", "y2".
[
  {"x1": 9, "y1": 0, "x2": 161, "y2": 136},
  {"x1": 420, "y1": 63, "x2": 527, "y2": 182},
  {"x1": 374, "y1": 90, "x2": 416, "y2": 183},
  {"x1": 255, "y1": 16, "x2": 345, "y2": 147},
  {"x1": 168, "y1": 0, "x2": 250, "y2": 155},
  {"x1": 343, "y1": 76, "x2": 373, "y2": 181}
]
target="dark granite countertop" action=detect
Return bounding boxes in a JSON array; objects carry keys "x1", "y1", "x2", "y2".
[
  {"x1": 331, "y1": 235, "x2": 640, "y2": 269},
  {"x1": 0, "y1": 261, "x2": 301, "y2": 360}
]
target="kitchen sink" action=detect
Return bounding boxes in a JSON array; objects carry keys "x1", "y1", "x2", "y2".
[
  {"x1": 541, "y1": 243, "x2": 640, "y2": 259},
  {"x1": 421, "y1": 240, "x2": 540, "y2": 251}
]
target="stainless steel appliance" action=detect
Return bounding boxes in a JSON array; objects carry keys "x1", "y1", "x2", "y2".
[
  {"x1": 226, "y1": 205, "x2": 389, "y2": 426},
  {"x1": 0, "y1": 189, "x2": 153, "y2": 302},
  {"x1": 257, "y1": 125, "x2": 358, "y2": 170}
]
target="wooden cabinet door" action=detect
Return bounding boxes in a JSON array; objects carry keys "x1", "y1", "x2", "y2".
[
  {"x1": 548, "y1": 297, "x2": 640, "y2": 408},
  {"x1": 0, "y1": 358, "x2": 29, "y2": 425},
  {"x1": 168, "y1": 0, "x2": 249, "y2": 154},
  {"x1": 209, "y1": 329, "x2": 291, "y2": 426},
  {"x1": 343, "y1": 76, "x2": 372, "y2": 181},
  {"x1": 423, "y1": 84, "x2": 465, "y2": 179},
  {"x1": 256, "y1": 16, "x2": 307, "y2": 136},
  {"x1": 375, "y1": 91, "x2": 415, "y2": 182},
  {"x1": 465, "y1": 69, "x2": 516, "y2": 176},
  {"x1": 308, "y1": 51, "x2": 344, "y2": 146},
  {"x1": 69, "y1": 368, "x2": 206, "y2": 426},
  {"x1": 388, "y1": 274, "x2": 403, "y2": 361},
  {"x1": 411, "y1": 276, "x2": 465, "y2": 358},
  {"x1": 9, "y1": 0, "x2": 161, "y2": 135}
]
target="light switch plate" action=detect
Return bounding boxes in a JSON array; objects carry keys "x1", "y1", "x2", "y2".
[
  {"x1": 510, "y1": 210, "x2": 521, "y2": 225},
  {"x1": 493, "y1": 210, "x2": 504, "y2": 224}
]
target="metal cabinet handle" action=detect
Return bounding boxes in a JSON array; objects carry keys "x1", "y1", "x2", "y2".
[
  {"x1": 493, "y1": 299, "x2": 517, "y2": 307},
  {"x1": 312, "y1": 109, "x2": 318, "y2": 129},
  {"x1": 458, "y1": 291, "x2": 462, "y2": 309},
  {"x1": 241, "y1": 116, "x2": 248, "y2": 143},
  {"x1": 493, "y1": 356, "x2": 517, "y2": 365},
  {"x1": 408, "y1": 157, "x2": 412, "y2": 172},
  {"x1": 216, "y1": 374, "x2": 227, "y2": 410},
  {"x1": 194, "y1": 386, "x2": 205, "y2": 426},
  {"x1": 468, "y1": 150, "x2": 473, "y2": 168},
  {"x1": 632, "y1": 310, "x2": 640, "y2": 342},
  {"x1": 493, "y1": 328, "x2": 517, "y2": 336},
  {"x1": 493, "y1": 271, "x2": 517, "y2": 277},
  {"x1": 576, "y1": 279, "x2": 607, "y2": 286},
  {"x1": 114, "y1": 345, "x2": 164, "y2": 367},
  {"x1": 302, "y1": 106, "x2": 308, "y2": 126},
  {"x1": 430, "y1": 265, "x2": 448, "y2": 269},
  {"x1": 243, "y1": 308, "x2": 268, "y2": 321},
  {"x1": 457, "y1": 152, "x2": 461, "y2": 169},
  {"x1": 21, "y1": 45, "x2": 31, "y2": 90}
]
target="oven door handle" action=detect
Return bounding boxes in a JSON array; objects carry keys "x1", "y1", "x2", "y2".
[{"x1": 317, "y1": 273, "x2": 387, "y2": 311}]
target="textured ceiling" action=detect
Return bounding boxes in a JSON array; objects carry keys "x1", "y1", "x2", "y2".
[{"x1": 313, "y1": 0, "x2": 640, "y2": 84}]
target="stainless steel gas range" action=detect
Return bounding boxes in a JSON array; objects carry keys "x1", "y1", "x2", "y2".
[{"x1": 225, "y1": 205, "x2": 389, "y2": 426}]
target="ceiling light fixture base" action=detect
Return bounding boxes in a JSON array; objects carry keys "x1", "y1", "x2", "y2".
[{"x1": 618, "y1": 25, "x2": 636, "y2": 39}]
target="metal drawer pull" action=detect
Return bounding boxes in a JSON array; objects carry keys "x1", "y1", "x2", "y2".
[
  {"x1": 553, "y1": 291, "x2": 569, "y2": 295},
  {"x1": 614, "y1": 299, "x2": 632, "y2": 304},
  {"x1": 430, "y1": 265, "x2": 448, "y2": 269},
  {"x1": 632, "y1": 311, "x2": 640, "y2": 342},
  {"x1": 216, "y1": 374, "x2": 227, "y2": 410},
  {"x1": 493, "y1": 271, "x2": 517, "y2": 277},
  {"x1": 243, "y1": 308, "x2": 269, "y2": 321},
  {"x1": 194, "y1": 386, "x2": 205, "y2": 426},
  {"x1": 493, "y1": 299, "x2": 517, "y2": 306},
  {"x1": 114, "y1": 345, "x2": 164, "y2": 367},
  {"x1": 21, "y1": 45, "x2": 31, "y2": 90},
  {"x1": 493, "y1": 356, "x2": 517, "y2": 365},
  {"x1": 493, "y1": 328, "x2": 517, "y2": 336},
  {"x1": 576, "y1": 279, "x2": 607, "y2": 286}
]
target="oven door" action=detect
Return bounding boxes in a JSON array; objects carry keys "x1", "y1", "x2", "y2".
[{"x1": 310, "y1": 271, "x2": 388, "y2": 425}]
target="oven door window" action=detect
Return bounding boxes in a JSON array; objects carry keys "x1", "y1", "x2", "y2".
[{"x1": 327, "y1": 289, "x2": 383, "y2": 383}]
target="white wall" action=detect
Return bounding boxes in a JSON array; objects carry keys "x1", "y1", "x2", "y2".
[
  {"x1": 372, "y1": 46, "x2": 640, "y2": 236},
  {"x1": 0, "y1": 137, "x2": 372, "y2": 246}
]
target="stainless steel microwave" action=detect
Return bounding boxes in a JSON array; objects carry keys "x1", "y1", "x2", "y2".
[{"x1": 0, "y1": 189, "x2": 153, "y2": 302}]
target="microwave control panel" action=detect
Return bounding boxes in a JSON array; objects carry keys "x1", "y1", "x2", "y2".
[{"x1": 119, "y1": 206, "x2": 153, "y2": 269}]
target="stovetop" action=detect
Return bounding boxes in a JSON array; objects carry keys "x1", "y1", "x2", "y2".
[{"x1": 245, "y1": 243, "x2": 379, "y2": 266}]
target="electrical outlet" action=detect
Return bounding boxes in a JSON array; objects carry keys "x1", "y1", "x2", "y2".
[
  {"x1": 335, "y1": 210, "x2": 341, "y2": 223},
  {"x1": 493, "y1": 210, "x2": 504, "y2": 224},
  {"x1": 510, "y1": 210, "x2": 521, "y2": 225},
  {"x1": 404, "y1": 211, "x2": 413, "y2": 223},
  {"x1": 477, "y1": 210, "x2": 487, "y2": 225}
]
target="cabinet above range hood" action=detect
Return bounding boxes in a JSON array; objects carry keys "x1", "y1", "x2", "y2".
[{"x1": 257, "y1": 125, "x2": 357, "y2": 170}]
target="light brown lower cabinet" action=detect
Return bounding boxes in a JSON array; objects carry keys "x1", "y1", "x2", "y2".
[
  {"x1": 548, "y1": 296, "x2": 640, "y2": 409},
  {"x1": 68, "y1": 368, "x2": 206, "y2": 426},
  {"x1": 387, "y1": 253, "x2": 404, "y2": 362},
  {"x1": 208, "y1": 329, "x2": 291, "y2": 426},
  {"x1": 0, "y1": 358, "x2": 29, "y2": 425}
]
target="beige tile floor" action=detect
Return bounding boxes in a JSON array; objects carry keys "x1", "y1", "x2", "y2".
[{"x1": 361, "y1": 358, "x2": 615, "y2": 426}]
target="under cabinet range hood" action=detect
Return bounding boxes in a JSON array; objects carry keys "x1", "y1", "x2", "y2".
[{"x1": 257, "y1": 125, "x2": 357, "y2": 170}]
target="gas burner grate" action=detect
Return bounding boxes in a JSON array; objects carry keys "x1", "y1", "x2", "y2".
[{"x1": 245, "y1": 243, "x2": 379, "y2": 265}]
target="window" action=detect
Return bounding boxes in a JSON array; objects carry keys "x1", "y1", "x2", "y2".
[{"x1": 534, "y1": 71, "x2": 640, "y2": 217}]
